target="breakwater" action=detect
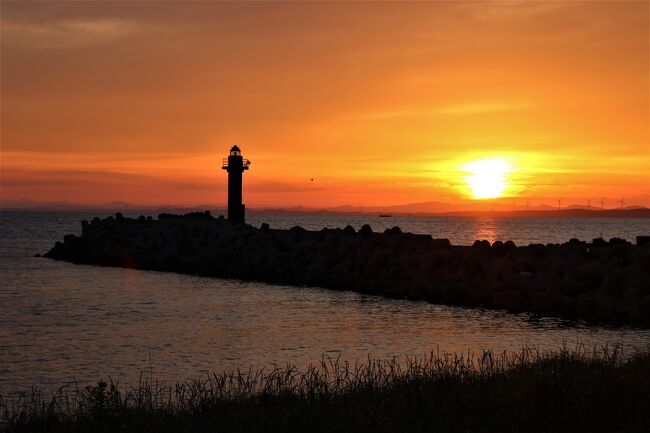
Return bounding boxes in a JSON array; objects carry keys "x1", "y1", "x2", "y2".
[{"x1": 43, "y1": 212, "x2": 650, "y2": 325}]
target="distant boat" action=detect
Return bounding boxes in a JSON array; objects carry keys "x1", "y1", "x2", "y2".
[{"x1": 379, "y1": 214, "x2": 392, "y2": 218}]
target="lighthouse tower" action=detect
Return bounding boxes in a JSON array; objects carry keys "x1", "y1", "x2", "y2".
[{"x1": 221, "y1": 145, "x2": 251, "y2": 224}]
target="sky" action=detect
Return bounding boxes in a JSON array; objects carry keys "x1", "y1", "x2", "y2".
[{"x1": 1, "y1": 1, "x2": 648, "y2": 210}]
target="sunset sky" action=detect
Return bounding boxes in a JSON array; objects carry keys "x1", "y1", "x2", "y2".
[{"x1": 1, "y1": 1, "x2": 648, "y2": 210}]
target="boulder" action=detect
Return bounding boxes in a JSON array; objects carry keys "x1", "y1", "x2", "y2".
[
  {"x1": 343, "y1": 225, "x2": 356, "y2": 235},
  {"x1": 637, "y1": 236, "x2": 650, "y2": 247},
  {"x1": 592, "y1": 237, "x2": 607, "y2": 247},
  {"x1": 359, "y1": 224, "x2": 373, "y2": 235}
]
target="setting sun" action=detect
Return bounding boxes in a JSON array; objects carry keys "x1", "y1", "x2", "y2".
[{"x1": 464, "y1": 159, "x2": 512, "y2": 200}]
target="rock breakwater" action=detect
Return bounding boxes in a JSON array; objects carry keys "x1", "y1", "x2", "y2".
[{"x1": 44, "y1": 212, "x2": 650, "y2": 325}]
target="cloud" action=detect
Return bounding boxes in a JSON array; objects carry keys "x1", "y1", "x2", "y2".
[
  {"x1": 435, "y1": 101, "x2": 530, "y2": 116},
  {"x1": 458, "y1": 1, "x2": 568, "y2": 21},
  {"x1": 1, "y1": 18, "x2": 138, "y2": 49},
  {"x1": 355, "y1": 101, "x2": 530, "y2": 121},
  {"x1": 0, "y1": 168, "x2": 147, "y2": 187},
  {"x1": 247, "y1": 181, "x2": 326, "y2": 194}
]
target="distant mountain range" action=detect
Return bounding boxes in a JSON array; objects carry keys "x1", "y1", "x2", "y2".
[
  {"x1": 2, "y1": 199, "x2": 648, "y2": 218},
  {"x1": 438, "y1": 208, "x2": 649, "y2": 218}
]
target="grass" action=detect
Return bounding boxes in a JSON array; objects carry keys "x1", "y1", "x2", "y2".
[{"x1": 2, "y1": 346, "x2": 649, "y2": 433}]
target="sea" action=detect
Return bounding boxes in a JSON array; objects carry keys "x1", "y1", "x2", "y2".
[{"x1": 1, "y1": 210, "x2": 649, "y2": 398}]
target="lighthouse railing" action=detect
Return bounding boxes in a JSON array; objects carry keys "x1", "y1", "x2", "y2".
[{"x1": 222, "y1": 158, "x2": 251, "y2": 169}]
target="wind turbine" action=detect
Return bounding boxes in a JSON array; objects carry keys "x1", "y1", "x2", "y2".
[
  {"x1": 587, "y1": 199, "x2": 591, "y2": 210},
  {"x1": 619, "y1": 197, "x2": 625, "y2": 209},
  {"x1": 598, "y1": 198, "x2": 605, "y2": 210},
  {"x1": 557, "y1": 198, "x2": 563, "y2": 211}
]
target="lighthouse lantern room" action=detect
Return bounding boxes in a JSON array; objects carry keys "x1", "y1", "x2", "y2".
[{"x1": 221, "y1": 145, "x2": 251, "y2": 224}]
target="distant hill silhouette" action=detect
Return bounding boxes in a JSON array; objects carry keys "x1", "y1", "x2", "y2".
[
  {"x1": 439, "y1": 208, "x2": 649, "y2": 218},
  {"x1": 2, "y1": 199, "x2": 648, "y2": 218}
]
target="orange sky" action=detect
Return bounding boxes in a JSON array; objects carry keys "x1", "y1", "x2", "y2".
[{"x1": 1, "y1": 1, "x2": 648, "y2": 210}]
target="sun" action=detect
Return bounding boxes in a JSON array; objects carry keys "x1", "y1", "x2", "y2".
[{"x1": 463, "y1": 158, "x2": 512, "y2": 199}]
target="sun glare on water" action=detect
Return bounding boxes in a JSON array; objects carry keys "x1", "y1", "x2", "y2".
[{"x1": 464, "y1": 158, "x2": 512, "y2": 199}]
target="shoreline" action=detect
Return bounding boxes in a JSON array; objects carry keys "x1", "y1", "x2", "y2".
[{"x1": 43, "y1": 212, "x2": 650, "y2": 326}]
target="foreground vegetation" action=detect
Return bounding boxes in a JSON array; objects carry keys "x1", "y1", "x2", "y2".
[{"x1": 2, "y1": 346, "x2": 649, "y2": 433}]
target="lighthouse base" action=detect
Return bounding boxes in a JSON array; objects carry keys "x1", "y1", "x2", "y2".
[{"x1": 228, "y1": 204, "x2": 245, "y2": 224}]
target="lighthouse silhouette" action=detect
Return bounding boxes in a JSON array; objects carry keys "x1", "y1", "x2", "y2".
[{"x1": 222, "y1": 145, "x2": 251, "y2": 224}]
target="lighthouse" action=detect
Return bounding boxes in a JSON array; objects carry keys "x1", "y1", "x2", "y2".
[{"x1": 221, "y1": 145, "x2": 251, "y2": 224}]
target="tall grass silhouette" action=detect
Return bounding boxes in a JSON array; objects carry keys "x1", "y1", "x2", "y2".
[{"x1": 2, "y1": 345, "x2": 649, "y2": 432}]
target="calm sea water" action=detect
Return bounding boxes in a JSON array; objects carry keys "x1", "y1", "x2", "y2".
[{"x1": 1, "y1": 211, "x2": 649, "y2": 397}]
